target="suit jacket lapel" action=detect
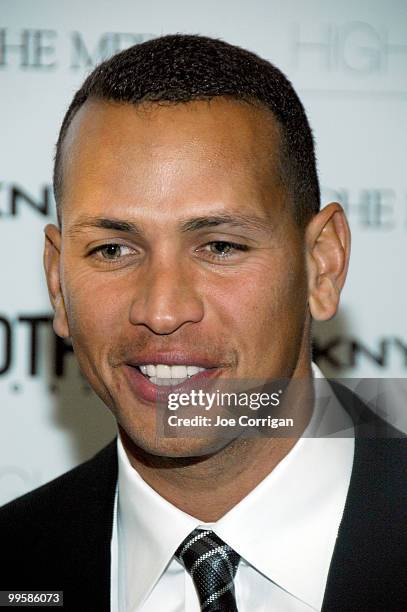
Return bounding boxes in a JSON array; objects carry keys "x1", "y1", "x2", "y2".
[
  {"x1": 322, "y1": 383, "x2": 407, "y2": 611},
  {"x1": 66, "y1": 438, "x2": 118, "y2": 610}
]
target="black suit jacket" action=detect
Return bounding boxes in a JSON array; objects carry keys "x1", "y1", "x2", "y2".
[{"x1": 1, "y1": 383, "x2": 407, "y2": 611}]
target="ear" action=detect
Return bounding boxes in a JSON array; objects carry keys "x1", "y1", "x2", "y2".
[
  {"x1": 305, "y1": 203, "x2": 351, "y2": 321},
  {"x1": 43, "y1": 223, "x2": 70, "y2": 338}
]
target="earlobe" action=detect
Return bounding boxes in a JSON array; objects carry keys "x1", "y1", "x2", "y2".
[
  {"x1": 306, "y1": 203, "x2": 351, "y2": 321},
  {"x1": 43, "y1": 224, "x2": 70, "y2": 339}
]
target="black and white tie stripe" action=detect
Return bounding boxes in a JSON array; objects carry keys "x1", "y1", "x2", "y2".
[{"x1": 175, "y1": 529, "x2": 241, "y2": 611}]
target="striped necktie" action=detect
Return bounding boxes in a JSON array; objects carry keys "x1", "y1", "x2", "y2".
[{"x1": 175, "y1": 529, "x2": 241, "y2": 611}]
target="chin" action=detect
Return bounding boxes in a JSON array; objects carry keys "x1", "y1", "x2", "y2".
[{"x1": 119, "y1": 424, "x2": 234, "y2": 461}]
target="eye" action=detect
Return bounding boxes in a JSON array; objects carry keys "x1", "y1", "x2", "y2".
[
  {"x1": 89, "y1": 243, "x2": 135, "y2": 261},
  {"x1": 199, "y1": 241, "x2": 250, "y2": 260}
]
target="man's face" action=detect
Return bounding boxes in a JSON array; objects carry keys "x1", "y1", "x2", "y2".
[{"x1": 47, "y1": 97, "x2": 310, "y2": 457}]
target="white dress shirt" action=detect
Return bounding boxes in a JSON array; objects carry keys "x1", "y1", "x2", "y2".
[{"x1": 110, "y1": 365, "x2": 354, "y2": 611}]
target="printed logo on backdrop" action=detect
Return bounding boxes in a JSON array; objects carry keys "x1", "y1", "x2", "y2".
[
  {"x1": 0, "y1": 29, "x2": 155, "y2": 70},
  {"x1": 0, "y1": 182, "x2": 52, "y2": 217},
  {"x1": 321, "y1": 187, "x2": 407, "y2": 231},
  {"x1": 0, "y1": 314, "x2": 75, "y2": 384},
  {"x1": 291, "y1": 21, "x2": 407, "y2": 94}
]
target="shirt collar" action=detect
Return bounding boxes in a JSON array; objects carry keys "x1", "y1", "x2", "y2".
[
  {"x1": 117, "y1": 437, "x2": 201, "y2": 610},
  {"x1": 117, "y1": 364, "x2": 354, "y2": 611}
]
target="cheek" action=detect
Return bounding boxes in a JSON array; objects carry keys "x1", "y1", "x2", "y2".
[
  {"x1": 62, "y1": 268, "x2": 129, "y2": 349},
  {"x1": 208, "y1": 252, "x2": 307, "y2": 337},
  {"x1": 203, "y1": 250, "x2": 309, "y2": 378}
]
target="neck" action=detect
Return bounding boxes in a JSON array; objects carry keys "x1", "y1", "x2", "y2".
[{"x1": 120, "y1": 360, "x2": 314, "y2": 522}]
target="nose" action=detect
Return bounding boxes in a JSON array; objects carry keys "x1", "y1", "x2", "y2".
[{"x1": 129, "y1": 256, "x2": 204, "y2": 335}]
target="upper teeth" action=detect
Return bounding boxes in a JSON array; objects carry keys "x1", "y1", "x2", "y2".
[{"x1": 140, "y1": 364, "x2": 205, "y2": 379}]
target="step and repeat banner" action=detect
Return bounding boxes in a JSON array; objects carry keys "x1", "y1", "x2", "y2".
[{"x1": 1, "y1": 0, "x2": 406, "y2": 504}]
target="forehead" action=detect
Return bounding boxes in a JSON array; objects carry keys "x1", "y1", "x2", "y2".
[{"x1": 60, "y1": 97, "x2": 286, "y2": 224}]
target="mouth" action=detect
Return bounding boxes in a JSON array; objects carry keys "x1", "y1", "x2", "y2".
[{"x1": 123, "y1": 359, "x2": 222, "y2": 403}]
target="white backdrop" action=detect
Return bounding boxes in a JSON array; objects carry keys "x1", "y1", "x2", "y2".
[{"x1": 1, "y1": 0, "x2": 406, "y2": 505}]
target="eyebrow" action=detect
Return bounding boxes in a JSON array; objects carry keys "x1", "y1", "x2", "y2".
[
  {"x1": 67, "y1": 216, "x2": 143, "y2": 237},
  {"x1": 180, "y1": 214, "x2": 273, "y2": 235},
  {"x1": 66, "y1": 213, "x2": 273, "y2": 237}
]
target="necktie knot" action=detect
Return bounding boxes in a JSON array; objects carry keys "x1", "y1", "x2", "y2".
[{"x1": 175, "y1": 529, "x2": 240, "y2": 611}]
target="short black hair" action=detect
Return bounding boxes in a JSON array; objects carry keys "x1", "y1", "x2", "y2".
[{"x1": 53, "y1": 33, "x2": 320, "y2": 226}]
